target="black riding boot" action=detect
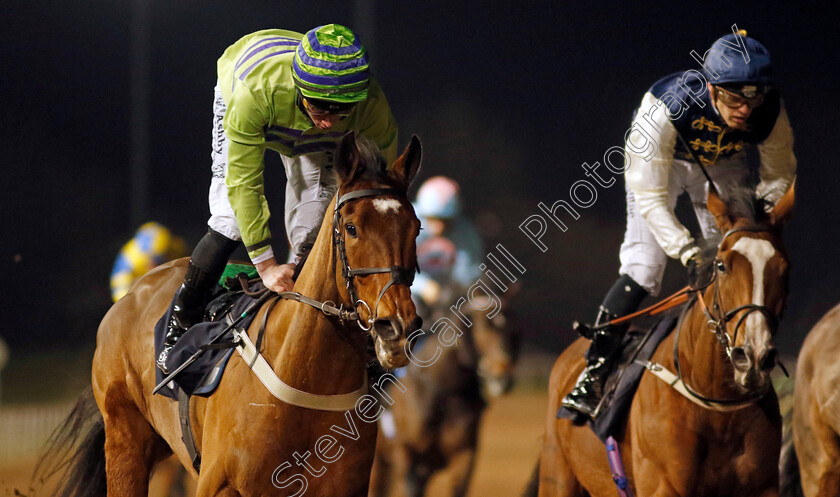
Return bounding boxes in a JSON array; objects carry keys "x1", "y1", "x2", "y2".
[
  {"x1": 157, "y1": 229, "x2": 239, "y2": 373},
  {"x1": 561, "y1": 274, "x2": 648, "y2": 417}
]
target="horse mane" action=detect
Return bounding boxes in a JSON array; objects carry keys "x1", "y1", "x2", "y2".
[
  {"x1": 720, "y1": 185, "x2": 773, "y2": 224},
  {"x1": 695, "y1": 185, "x2": 772, "y2": 275}
]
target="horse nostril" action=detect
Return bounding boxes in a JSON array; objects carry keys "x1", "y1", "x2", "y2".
[
  {"x1": 374, "y1": 318, "x2": 401, "y2": 342},
  {"x1": 758, "y1": 348, "x2": 778, "y2": 372},
  {"x1": 730, "y1": 347, "x2": 752, "y2": 371}
]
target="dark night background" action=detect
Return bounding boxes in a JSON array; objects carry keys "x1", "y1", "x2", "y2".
[{"x1": 1, "y1": 1, "x2": 839, "y2": 365}]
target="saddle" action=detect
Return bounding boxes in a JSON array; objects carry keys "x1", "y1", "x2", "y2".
[
  {"x1": 557, "y1": 309, "x2": 681, "y2": 442},
  {"x1": 153, "y1": 264, "x2": 262, "y2": 400}
]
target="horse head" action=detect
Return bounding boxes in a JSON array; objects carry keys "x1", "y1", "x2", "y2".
[
  {"x1": 332, "y1": 132, "x2": 423, "y2": 369},
  {"x1": 703, "y1": 181, "x2": 794, "y2": 392}
]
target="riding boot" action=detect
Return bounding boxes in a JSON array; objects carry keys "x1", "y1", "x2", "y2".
[
  {"x1": 157, "y1": 228, "x2": 239, "y2": 373},
  {"x1": 561, "y1": 274, "x2": 648, "y2": 417}
]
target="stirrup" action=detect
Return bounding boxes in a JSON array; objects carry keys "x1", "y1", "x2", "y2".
[
  {"x1": 561, "y1": 391, "x2": 600, "y2": 417},
  {"x1": 572, "y1": 320, "x2": 595, "y2": 339}
]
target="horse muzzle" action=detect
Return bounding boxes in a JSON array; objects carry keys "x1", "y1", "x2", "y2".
[
  {"x1": 372, "y1": 316, "x2": 421, "y2": 369},
  {"x1": 731, "y1": 345, "x2": 777, "y2": 392}
]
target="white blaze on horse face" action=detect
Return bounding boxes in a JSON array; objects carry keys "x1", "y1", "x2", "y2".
[
  {"x1": 373, "y1": 198, "x2": 401, "y2": 215},
  {"x1": 731, "y1": 237, "x2": 777, "y2": 348}
]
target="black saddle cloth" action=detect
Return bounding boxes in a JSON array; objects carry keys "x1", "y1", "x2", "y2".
[
  {"x1": 557, "y1": 309, "x2": 680, "y2": 442},
  {"x1": 153, "y1": 287, "x2": 260, "y2": 400}
]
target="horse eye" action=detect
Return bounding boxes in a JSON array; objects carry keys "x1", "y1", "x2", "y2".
[
  {"x1": 345, "y1": 224, "x2": 358, "y2": 238},
  {"x1": 716, "y1": 260, "x2": 726, "y2": 273}
]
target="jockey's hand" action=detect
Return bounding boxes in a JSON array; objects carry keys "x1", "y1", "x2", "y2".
[
  {"x1": 685, "y1": 251, "x2": 705, "y2": 286},
  {"x1": 254, "y1": 260, "x2": 296, "y2": 293}
]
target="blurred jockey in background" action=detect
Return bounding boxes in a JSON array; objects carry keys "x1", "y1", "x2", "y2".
[
  {"x1": 110, "y1": 222, "x2": 188, "y2": 303},
  {"x1": 412, "y1": 176, "x2": 483, "y2": 313}
]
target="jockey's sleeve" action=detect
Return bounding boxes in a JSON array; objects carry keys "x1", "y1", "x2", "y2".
[
  {"x1": 354, "y1": 78, "x2": 398, "y2": 166},
  {"x1": 625, "y1": 92, "x2": 697, "y2": 263},
  {"x1": 756, "y1": 103, "x2": 797, "y2": 206},
  {"x1": 224, "y1": 81, "x2": 274, "y2": 263}
]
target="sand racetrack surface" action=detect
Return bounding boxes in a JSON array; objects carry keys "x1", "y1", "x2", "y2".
[{"x1": 0, "y1": 388, "x2": 549, "y2": 497}]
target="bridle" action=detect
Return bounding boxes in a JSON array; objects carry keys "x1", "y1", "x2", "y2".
[
  {"x1": 331, "y1": 187, "x2": 417, "y2": 331},
  {"x1": 673, "y1": 224, "x2": 783, "y2": 406}
]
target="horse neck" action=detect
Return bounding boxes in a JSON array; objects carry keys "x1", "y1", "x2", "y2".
[
  {"x1": 263, "y1": 195, "x2": 367, "y2": 392},
  {"x1": 675, "y1": 291, "x2": 740, "y2": 398}
]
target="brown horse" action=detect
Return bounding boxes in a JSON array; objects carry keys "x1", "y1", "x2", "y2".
[
  {"x1": 781, "y1": 301, "x2": 840, "y2": 497},
  {"x1": 369, "y1": 296, "x2": 519, "y2": 497},
  {"x1": 45, "y1": 132, "x2": 423, "y2": 497},
  {"x1": 537, "y1": 184, "x2": 795, "y2": 497}
]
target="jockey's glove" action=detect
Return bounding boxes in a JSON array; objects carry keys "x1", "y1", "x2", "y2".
[{"x1": 684, "y1": 248, "x2": 705, "y2": 286}]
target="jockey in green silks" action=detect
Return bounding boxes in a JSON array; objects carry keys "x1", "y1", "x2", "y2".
[{"x1": 158, "y1": 24, "x2": 398, "y2": 373}]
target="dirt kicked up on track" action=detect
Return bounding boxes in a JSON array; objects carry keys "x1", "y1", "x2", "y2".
[{"x1": 0, "y1": 388, "x2": 548, "y2": 497}]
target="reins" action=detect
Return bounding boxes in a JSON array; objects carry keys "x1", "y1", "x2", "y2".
[
  {"x1": 629, "y1": 225, "x2": 782, "y2": 410},
  {"x1": 234, "y1": 186, "x2": 417, "y2": 330}
]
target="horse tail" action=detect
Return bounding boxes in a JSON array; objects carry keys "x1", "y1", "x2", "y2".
[
  {"x1": 779, "y1": 420, "x2": 805, "y2": 497},
  {"x1": 32, "y1": 386, "x2": 107, "y2": 497},
  {"x1": 520, "y1": 458, "x2": 540, "y2": 497}
]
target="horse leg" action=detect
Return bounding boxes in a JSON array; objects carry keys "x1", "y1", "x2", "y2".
[
  {"x1": 537, "y1": 440, "x2": 584, "y2": 497},
  {"x1": 390, "y1": 452, "x2": 432, "y2": 497},
  {"x1": 404, "y1": 464, "x2": 433, "y2": 497},
  {"x1": 369, "y1": 447, "x2": 392, "y2": 497},
  {"x1": 441, "y1": 448, "x2": 476, "y2": 497},
  {"x1": 808, "y1": 420, "x2": 840, "y2": 497},
  {"x1": 102, "y1": 401, "x2": 170, "y2": 497}
]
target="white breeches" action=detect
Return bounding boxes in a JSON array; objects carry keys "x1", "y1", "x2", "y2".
[
  {"x1": 618, "y1": 158, "x2": 748, "y2": 296},
  {"x1": 206, "y1": 83, "x2": 336, "y2": 263}
]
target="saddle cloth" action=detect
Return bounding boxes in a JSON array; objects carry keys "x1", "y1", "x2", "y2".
[
  {"x1": 557, "y1": 310, "x2": 680, "y2": 442},
  {"x1": 153, "y1": 282, "x2": 260, "y2": 400}
]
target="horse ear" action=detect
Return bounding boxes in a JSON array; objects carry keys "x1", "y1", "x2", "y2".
[
  {"x1": 389, "y1": 135, "x2": 422, "y2": 188},
  {"x1": 770, "y1": 179, "x2": 795, "y2": 228},
  {"x1": 335, "y1": 132, "x2": 362, "y2": 182},
  {"x1": 707, "y1": 188, "x2": 733, "y2": 232}
]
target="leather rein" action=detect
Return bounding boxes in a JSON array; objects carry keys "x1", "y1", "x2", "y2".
[
  {"x1": 238, "y1": 187, "x2": 416, "y2": 332},
  {"x1": 631, "y1": 225, "x2": 783, "y2": 410}
]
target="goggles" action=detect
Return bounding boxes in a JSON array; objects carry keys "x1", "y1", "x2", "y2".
[
  {"x1": 714, "y1": 86, "x2": 765, "y2": 109},
  {"x1": 302, "y1": 97, "x2": 357, "y2": 118}
]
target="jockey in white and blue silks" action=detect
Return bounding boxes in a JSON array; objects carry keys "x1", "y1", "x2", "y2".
[
  {"x1": 562, "y1": 30, "x2": 797, "y2": 417},
  {"x1": 410, "y1": 177, "x2": 484, "y2": 312}
]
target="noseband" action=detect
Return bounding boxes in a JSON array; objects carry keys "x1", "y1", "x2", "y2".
[
  {"x1": 332, "y1": 187, "x2": 416, "y2": 331},
  {"x1": 673, "y1": 225, "x2": 782, "y2": 406},
  {"x1": 694, "y1": 226, "x2": 781, "y2": 361}
]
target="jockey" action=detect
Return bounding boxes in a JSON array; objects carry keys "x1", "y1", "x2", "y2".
[
  {"x1": 110, "y1": 222, "x2": 187, "y2": 302},
  {"x1": 158, "y1": 25, "x2": 398, "y2": 373},
  {"x1": 411, "y1": 177, "x2": 484, "y2": 313},
  {"x1": 561, "y1": 30, "x2": 797, "y2": 417}
]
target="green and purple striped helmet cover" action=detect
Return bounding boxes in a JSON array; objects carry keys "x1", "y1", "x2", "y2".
[{"x1": 293, "y1": 24, "x2": 370, "y2": 103}]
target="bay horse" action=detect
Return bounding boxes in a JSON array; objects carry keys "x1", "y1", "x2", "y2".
[
  {"x1": 780, "y1": 301, "x2": 840, "y2": 497},
  {"x1": 368, "y1": 295, "x2": 520, "y2": 497},
  {"x1": 45, "y1": 132, "x2": 423, "y2": 497},
  {"x1": 537, "y1": 183, "x2": 795, "y2": 497}
]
